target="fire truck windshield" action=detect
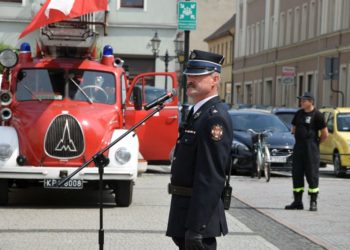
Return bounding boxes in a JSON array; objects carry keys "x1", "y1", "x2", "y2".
[{"x1": 16, "y1": 69, "x2": 116, "y2": 104}]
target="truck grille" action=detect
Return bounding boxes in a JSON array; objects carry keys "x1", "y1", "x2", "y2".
[{"x1": 44, "y1": 114, "x2": 85, "y2": 159}]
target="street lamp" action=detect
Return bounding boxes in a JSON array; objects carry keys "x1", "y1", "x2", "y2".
[{"x1": 150, "y1": 31, "x2": 185, "y2": 89}]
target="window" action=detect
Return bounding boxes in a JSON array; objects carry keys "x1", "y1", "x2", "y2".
[
  {"x1": 225, "y1": 42, "x2": 230, "y2": 64},
  {"x1": 246, "y1": 26, "x2": 251, "y2": 55},
  {"x1": 234, "y1": 84, "x2": 242, "y2": 104},
  {"x1": 120, "y1": 0, "x2": 144, "y2": 8},
  {"x1": 251, "y1": 24, "x2": 255, "y2": 55},
  {"x1": 342, "y1": 0, "x2": 350, "y2": 29},
  {"x1": 293, "y1": 7, "x2": 301, "y2": 43},
  {"x1": 298, "y1": 75, "x2": 304, "y2": 97},
  {"x1": 327, "y1": 113, "x2": 334, "y2": 133},
  {"x1": 307, "y1": 74, "x2": 313, "y2": 92},
  {"x1": 286, "y1": 9, "x2": 293, "y2": 45},
  {"x1": 328, "y1": 0, "x2": 335, "y2": 32},
  {"x1": 300, "y1": 4, "x2": 308, "y2": 41},
  {"x1": 308, "y1": 1, "x2": 316, "y2": 39},
  {"x1": 260, "y1": 21, "x2": 265, "y2": 52},
  {"x1": 255, "y1": 22, "x2": 260, "y2": 53},
  {"x1": 244, "y1": 83, "x2": 253, "y2": 104},
  {"x1": 264, "y1": 80, "x2": 272, "y2": 105},
  {"x1": 278, "y1": 12, "x2": 285, "y2": 47}
]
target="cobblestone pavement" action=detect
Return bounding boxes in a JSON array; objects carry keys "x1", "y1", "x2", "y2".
[
  {"x1": 0, "y1": 168, "x2": 334, "y2": 250},
  {"x1": 230, "y1": 165, "x2": 350, "y2": 250}
]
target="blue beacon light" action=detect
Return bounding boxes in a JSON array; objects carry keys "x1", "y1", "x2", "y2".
[
  {"x1": 20, "y1": 42, "x2": 31, "y2": 53},
  {"x1": 103, "y1": 45, "x2": 113, "y2": 56}
]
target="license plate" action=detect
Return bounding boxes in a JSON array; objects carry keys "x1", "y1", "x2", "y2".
[
  {"x1": 269, "y1": 156, "x2": 287, "y2": 163},
  {"x1": 44, "y1": 179, "x2": 83, "y2": 189}
]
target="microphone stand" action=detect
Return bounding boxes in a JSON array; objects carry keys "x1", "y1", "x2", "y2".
[{"x1": 57, "y1": 104, "x2": 165, "y2": 250}]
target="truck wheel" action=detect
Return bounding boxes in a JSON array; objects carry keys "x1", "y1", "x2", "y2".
[
  {"x1": 333, "y1": 153, "x2": 346, "y2": 178},
  {"x1": 0, "y1": 179, "x2": 9, "y2": 206},
  {"x1": 114, "y1": 180, "x2": 133, "y2": 207}
]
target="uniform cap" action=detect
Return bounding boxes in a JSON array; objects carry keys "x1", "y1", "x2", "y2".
[
  {"x1": 184, "y1": 50, "x2": 225, "y2": 76},
  {"x1": 297, "y1": 92, "x2": 315, "y2": 101}
]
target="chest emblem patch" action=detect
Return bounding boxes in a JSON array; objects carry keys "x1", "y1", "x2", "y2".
[
  {"x1": 211, "y1": 124, "x2": 223, "y2": 141},
  {"x1": 305, "y1": 116, "x2": 311, "y2": 124}
]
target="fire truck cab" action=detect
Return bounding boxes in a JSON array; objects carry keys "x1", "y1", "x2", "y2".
[{"x1": 0, "y1": 15, "x2": 179, "y2": 206}]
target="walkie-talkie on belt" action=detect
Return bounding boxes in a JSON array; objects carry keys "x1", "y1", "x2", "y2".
[{"x1": 222, "y1": 157, "x2": 235, "y2": 210}]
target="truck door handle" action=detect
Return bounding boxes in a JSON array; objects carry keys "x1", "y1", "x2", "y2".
[{"x1": 168, "y1": 116, "x2": 177, "y2": 119}]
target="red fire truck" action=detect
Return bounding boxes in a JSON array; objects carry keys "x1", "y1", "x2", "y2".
[{"x1": 0, "y1": 15, "x2": 179, "y2": 206}]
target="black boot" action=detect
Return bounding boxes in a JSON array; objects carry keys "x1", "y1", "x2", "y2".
[
  {"x1": 309, "y1": 193, "x2": 318, "y2": 211},
  {"x1": 285, "y1": 192, "x2": 303, "y2": 210}
]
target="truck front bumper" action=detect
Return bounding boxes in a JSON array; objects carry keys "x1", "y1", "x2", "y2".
[{"x1": 0, "y1": 166, "x2": 136, "y2": 180}]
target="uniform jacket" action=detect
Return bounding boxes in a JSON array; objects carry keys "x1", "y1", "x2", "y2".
[{"x1": 166, "y1": 96, "x2": 233, "y2": 238}]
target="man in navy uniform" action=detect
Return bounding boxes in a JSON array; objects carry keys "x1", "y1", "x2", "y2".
[{"x1": 166, "y1": 50, "x2": 233, "y2": 250}]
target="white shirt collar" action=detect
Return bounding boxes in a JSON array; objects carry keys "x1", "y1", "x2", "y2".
[{"x1": 193, "y1": 95, "x2": 218, "y2": 114}]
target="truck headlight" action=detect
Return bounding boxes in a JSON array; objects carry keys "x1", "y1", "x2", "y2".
[
  {"x1": 115, "y1": 147, "x2": 131, "y2": 165},
  {"x1": 0, "y1": 144, "x2": 13, "y2": 161}
]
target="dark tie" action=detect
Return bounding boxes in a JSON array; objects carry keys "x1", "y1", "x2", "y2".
[{"x1": 186, "y1": 107, "x2": 194, "y2": 123}]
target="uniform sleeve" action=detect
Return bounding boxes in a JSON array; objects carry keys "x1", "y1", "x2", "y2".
[
  {"x1": 185, "y1": 114, "x2": 233, "y2": 233},
  {"x1": 315, "y1": 111, "x2": 326, "y2": 130},
  {"x1": 291, "y1": 110, "x2": 301, "y2": 126}
]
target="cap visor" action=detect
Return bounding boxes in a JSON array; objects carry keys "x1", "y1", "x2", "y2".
[{"x1": 183, "y1": 68, "x2": 215, "y2": 76}]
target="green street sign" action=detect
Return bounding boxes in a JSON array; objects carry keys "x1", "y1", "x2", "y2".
[{"x1": 178, "y1": 1, "x2": 197, "y2": 31}]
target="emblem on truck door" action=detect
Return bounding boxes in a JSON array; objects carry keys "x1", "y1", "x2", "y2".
[{"x1": 44, "y1": 114, "x2": 85, "y2": 159}]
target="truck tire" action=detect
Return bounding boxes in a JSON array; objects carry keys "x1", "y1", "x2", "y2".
[
  {"x1": 114, "y1": 180, "x2": 133, "y2": 207},
  {"x1": 0, "y1": 179, "x2": 9, "y2": 206}
]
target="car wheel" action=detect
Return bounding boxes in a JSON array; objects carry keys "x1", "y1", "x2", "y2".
[{"x1": 333, "y1": 153, "x2": 346, "y2": 178}]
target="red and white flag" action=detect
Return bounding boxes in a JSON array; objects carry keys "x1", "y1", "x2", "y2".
[{"x1": 19, "y1": 0, "x2": 108, "y2": 39}]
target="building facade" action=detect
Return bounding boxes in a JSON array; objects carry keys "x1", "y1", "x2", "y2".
[
  {"x1": 190, "y1": 0, "x2": 235, "y2": 51},
  {"x1": 0, "y1": 0, "x2": 179, "y2": 77},
  {"x1": 234, "y1": 0, "x2": 350, "y2": 108},
  {"x1": 205, "y1": 15, "x2": 235, "y2": 103}
]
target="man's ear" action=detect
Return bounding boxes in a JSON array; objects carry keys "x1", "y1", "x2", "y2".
[{"x1": 213, "y1": 74, "x2": 220, "y2": 85}]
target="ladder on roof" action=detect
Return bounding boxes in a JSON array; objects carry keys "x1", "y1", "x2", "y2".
[{"x1": 39, "y1": 12, "x2": 108, "y2": 58}]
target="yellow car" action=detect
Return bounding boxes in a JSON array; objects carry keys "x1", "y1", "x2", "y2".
[{"x1": 320, "y1": 107, "x2": 350, "y2": 177}]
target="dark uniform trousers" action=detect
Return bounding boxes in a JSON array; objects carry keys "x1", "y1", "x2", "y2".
[
  {"x1": 172, "y1": 236, "x2": 217, "y2": 250},
  {"x1": 292, "y1": 140, "x2": 320, "y2": 191},
  {"x1": 166, "y1": 97, "x2": 233, "y2": 249}
]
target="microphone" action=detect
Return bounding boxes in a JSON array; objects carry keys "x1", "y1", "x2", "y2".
[{"x1": 144, "y1": 89, "x2": 177, "y2": 110}]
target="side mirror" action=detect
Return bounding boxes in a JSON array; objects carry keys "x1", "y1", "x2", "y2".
[{"x1": 132, "y1": 87, "x2": 143, "y2": 110}]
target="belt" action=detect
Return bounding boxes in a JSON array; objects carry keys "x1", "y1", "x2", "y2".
[{"x1": 168, "y1": 183, "x2": 192, "y2": 197}]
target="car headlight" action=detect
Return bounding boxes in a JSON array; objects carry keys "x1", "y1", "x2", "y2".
[
  {"x1": 115, "y1": 147, "x2": 131, "y2": 165},
  {"x1": 232, "y1": 140, "x2": 250, "y2": 152},
  {"x1": 0, "y1": 144, "x2": 13, "y2": 161}
]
